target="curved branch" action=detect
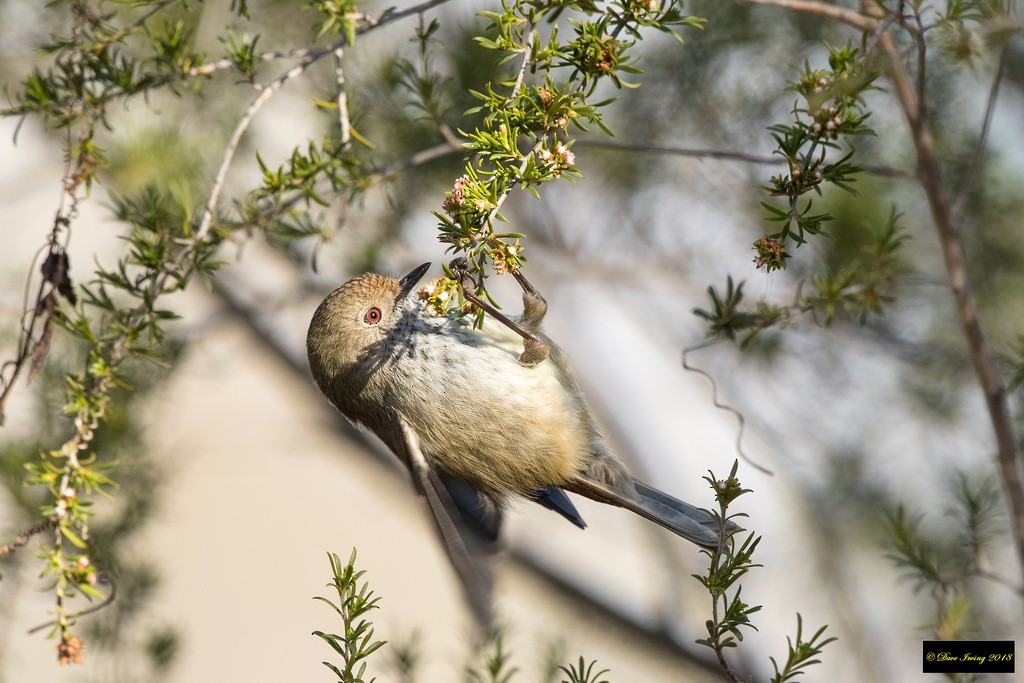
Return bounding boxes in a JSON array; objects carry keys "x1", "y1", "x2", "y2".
[{"x1": 866, "y1": 4, "x2": 1024, "y2": 579}]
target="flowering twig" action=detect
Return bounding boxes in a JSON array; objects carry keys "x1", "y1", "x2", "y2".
[{"x1": 430, "y1": 0, "x2": 703, "y2": 314}]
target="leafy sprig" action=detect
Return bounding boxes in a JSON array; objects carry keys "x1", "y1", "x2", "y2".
[
  {"x1": 757, "y1": 42, "x2": 880, "y2": 271},
  {"x1": 314, "y1": 550, "x2": 387, "y2": 683},
  {"x1": 426, "y1": 0, "x2": 704, "y2": 320},
  {"x1": 697, "y1": 209, "x2": 908, "y2": 344},
  {"x1": 0, "y1": 0, "x2": 462, "y2": 661},
  {"x1": 695, "y1": 462, "x2": 835, "y2": 683},
  {"x1": 559, "y1": 656, "x2": 611, "y2": 683}
]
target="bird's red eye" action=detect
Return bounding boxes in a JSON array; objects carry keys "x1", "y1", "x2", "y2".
[{"x1": 364, "y1": 307, "x2": 382, "y2": 324}]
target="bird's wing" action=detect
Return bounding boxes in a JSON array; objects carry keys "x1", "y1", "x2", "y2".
[
  {"x1": 395, "y1": 416, "x2": 498, "y2": 626},
  {"x1": 436, "y1": 470, "x2": 504, "y2": 541}
]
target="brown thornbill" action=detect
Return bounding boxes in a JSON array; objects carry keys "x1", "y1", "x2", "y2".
[{"x1": 306, "y1": 262, "x2": 735, "y2": 622}]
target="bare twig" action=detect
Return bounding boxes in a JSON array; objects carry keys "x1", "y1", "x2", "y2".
[
  {"x1": 27, "y1": 575, "x2": 117, "y2": 635},
  {"x1": 185, "y1": 0, "x2": 457, "y2": 78},
  {"x1": 909, "y1": 4, "x2": 928, "y2": 118},
  {"x1": 334, "y1": 47, "x2": 352, "y2": 146},
  {"x1": 738, "y1": 0, "x2": 878, "y2": 31},
  {"x1": 574, "y1": 139, "x2": 916, "y2": 179},
  {"x1": 951, "y1": 47, "x2": 1008, "y2": 229},
  {"x1": 0, "y1": 518, "x2": 58, "y2": 559},
  {"x1": 375, "y1": 141, "x2": 463, "y2": 178},
  {"x1": 865, "y1": 0, "x2": 905, "y2": 54},
  {"x1": 195, "y1": 55, "x2": 319, "y2": 242},
  {"x1": 576, "y1": 139, "x2": 778, "y2": 165}
]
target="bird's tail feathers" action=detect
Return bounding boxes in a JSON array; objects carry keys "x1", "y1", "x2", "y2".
[
  {"x1": 632, "y1": 480, "x2": 741, "y2": 549},
  {"x1": 567, "y1": 476, "x2": 739, "y2": 549}
]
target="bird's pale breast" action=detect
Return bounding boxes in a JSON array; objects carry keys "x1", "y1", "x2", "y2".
[{"x1": 387, "y1": 319, "x2": 589, "y2": 499}]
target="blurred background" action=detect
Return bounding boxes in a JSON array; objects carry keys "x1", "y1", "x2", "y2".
[{"x1": 1, "y1": 1, "x2": 1022, "y2": 681}]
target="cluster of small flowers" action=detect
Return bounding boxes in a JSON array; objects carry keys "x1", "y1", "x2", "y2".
[
  {"x1": 594, "y1": 44, "x2": 615, "y2": 73},
  {"x1": 490, "y1": 242, "x2": 523, "y2": 275},
  {"x1": 418, "y1": 277, "x2": 461, "y2": 317},
  {"x1": 57, "y1": 635, "x2": 85, "y2": 666},
  {"x1": 812, "y1": 106, "x2": 844, "y2": 138},
  {"x1": 753, "y1": 236, "x2": 788, "y2": 270},
  {"x1": 54, "y1": 485, "x2": 76, "y2": 516},
  {"x1": 772, "y1": 167, "x2": 822, "y2": 194},
  {"x1": 631, "y1": 0, "x2": 659, "y2": 12},
  {"x1": 537, "y1": 143, "x2": 576, "y2": 176},
  {"x1": 72, "y1": 554, "x2": 97, "y2": 585},
  {"x1": 442, "y1": 175, "x2": 493, "y2": 222},
  {"x1": 537, "y1": 88, "x2": 573, "y2": 130}
]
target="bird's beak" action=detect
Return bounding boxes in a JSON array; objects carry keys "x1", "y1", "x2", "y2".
[{"x1": 398, "y1": 262, "x2": 431, "y2": 300}]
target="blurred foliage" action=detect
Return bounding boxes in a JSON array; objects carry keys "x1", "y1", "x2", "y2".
[{"x1": 0, "y1": 334, "x2": 180, "y2": 679}]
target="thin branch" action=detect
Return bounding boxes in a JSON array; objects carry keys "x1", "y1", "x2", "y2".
[
  {"x1": 865, "y1": 0, "x2": 905, "y2": 54},
  {"x1": 185, "y1": 0, "x2": 458, "y2": 78},
  {"x1": 186, "y1": 44, "x2": 331, "y2": 78},
  {"x1": 375, "y1": 141, "x2": 463, "y2": 178},
  {"x1": 334, "y1": 47, "x2": 352, "y2": 146},
  {"x1": 376, "y1": 0, "x2": 455, "y2": 26},
  {"x1": 574, "y1": 139, "x2": 917, "y2": 179},
  {"x1": 951, "y1": 47, "x2": 1007, "y2": 229},
  {"x1": 738, "y1": 0, "x2": 878, "y2": 31},
  {"x1": 865, "y1": 2, "x2": 1024, "y2": 581},
  {"x1": 683, "y1": 340, "x2": 773, "y2": 476},
  {"x1": 253, "y1": 140, "x2": 462, "y2": 222},
  {"x1": 27, "y1": 575, "x2": 118, "y2": 635},
  {"x1": 0, "y1": 518, "x2": 58, "y2": 559},
  {"x1": 194, "y1": 57, "x2": 318, "y2": 243},
  {"x1": 975, "y1": 561, "x2": 1024, "y2": 598},
  {"x1": 910, "y1": 4, "x2": 928, "y2": 120},
  {"x1": 576, "y1": 139, "x2": 778, "y2": 165}
]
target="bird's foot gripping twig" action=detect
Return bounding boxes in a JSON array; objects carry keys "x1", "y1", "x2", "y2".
[{"x1": 449, "y1": 258, "x2": 550, "y2": 367}]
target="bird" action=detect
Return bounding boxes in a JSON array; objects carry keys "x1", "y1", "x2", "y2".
[{"x1": 306, "y1": 261, "x2": 735, "y2": 621}]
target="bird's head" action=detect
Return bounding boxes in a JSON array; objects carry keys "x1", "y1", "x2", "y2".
[{"x1": 306, "y1": 262, "x2": 431, "y2": 401}]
